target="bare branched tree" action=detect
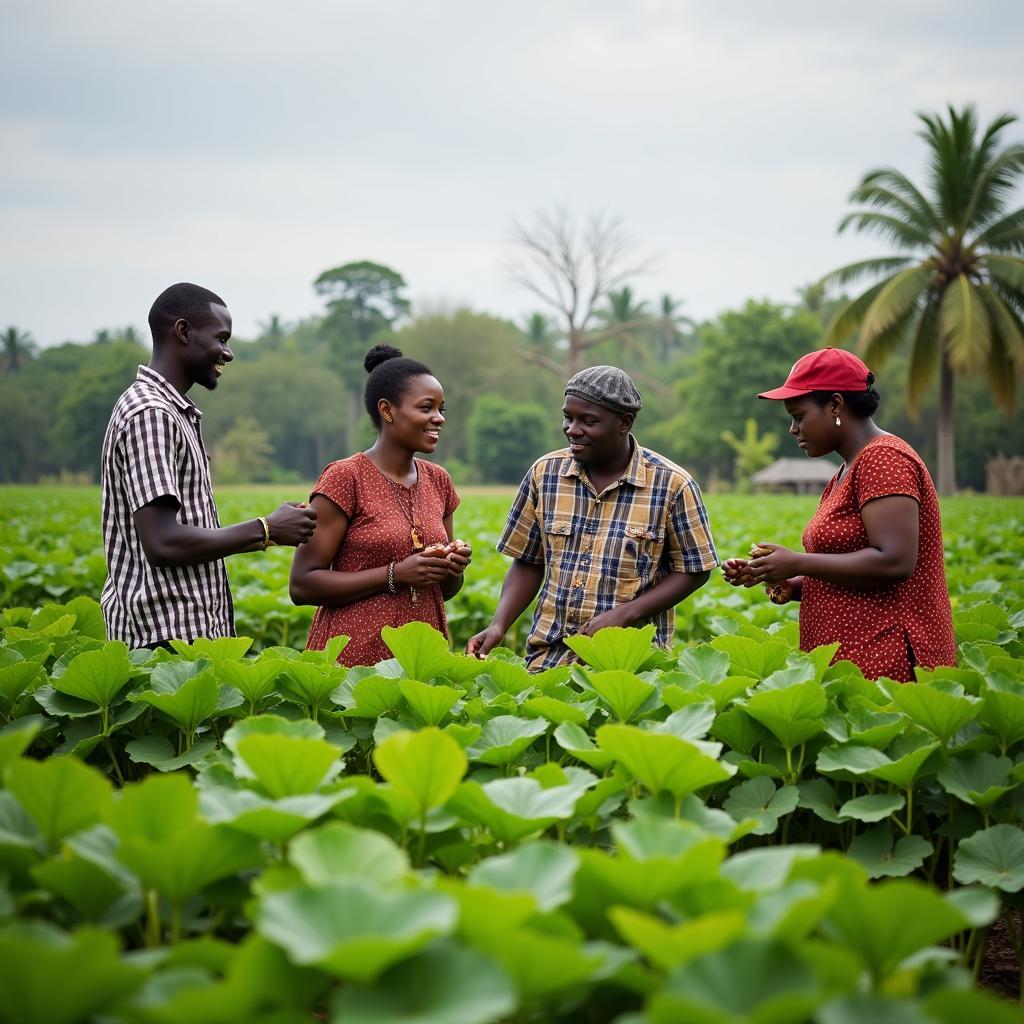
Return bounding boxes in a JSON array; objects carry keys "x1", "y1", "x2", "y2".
[{"x1": 508, "y1": 207, "x2": 654, "y2": 375}]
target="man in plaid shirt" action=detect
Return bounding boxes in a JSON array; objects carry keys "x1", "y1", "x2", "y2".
[{"x1": 467, "y1": 366, "x2": 718, "y2": 671}]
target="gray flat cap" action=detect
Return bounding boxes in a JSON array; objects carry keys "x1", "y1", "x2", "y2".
[{"x1": 564, "y1": 365, "x2": 642, "y2": 415}]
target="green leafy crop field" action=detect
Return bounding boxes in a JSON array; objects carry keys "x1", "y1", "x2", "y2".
[{"x1": 1, "y1": 486, "x2": 1023, "y2": 1023}]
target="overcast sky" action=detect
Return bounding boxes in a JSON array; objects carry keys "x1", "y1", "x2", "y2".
[{"x1": 3, "y1": 0, "x2": 1022, "y2": 345}]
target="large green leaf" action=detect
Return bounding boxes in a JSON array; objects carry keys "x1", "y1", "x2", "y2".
[
  {"x1": 399, "y1": 678, "x2": 462, "y2": 727},
  {"x1": 447, "y1": 779, "x2": 578, "y2": 845},
  {"x1": 648, "y1": 937, "x2": 823, "y2": 1024},
  {"x1": 373, "y1": 727, "x2": 466, "y2": 820},
  {"x1": 522, "y1": 694, "x2": 591, "y2": 726},
  {"x1": 329, "y1": 942, "x2": 516, "y2": 1024},
  {"x1": 0, "y1": 922, "x2": 146, "y2": 1024},
  {"x1": 584, "y1": 669, "x2": 658, "y2": 723},
  {"x1": 468, "y1": 841, "x2": 579, "y2": 911},
  {"x1": 979, "y1": 687, "x2": 1024, "y2": 753},
  {"x1": 31, "y1": 847, "x2": 138, "y2": 924},
  {"x1": 847, "y1": 826, "x2": 932, "y2": 879},
  {"x1": 0, "y1": 647, "x2": 46, "y2": 711},
  {"x1": 744, "y1": 677, "x2": 827, "y2": 749},
  {"x1": 552, "y1": 721, "x2": 615, "y2": 771},
  {"x1": 838, "y1": 793, "x2": 906, "y2": 824},
  {"x1": 169, "y1": 636, "x2": 254, "y2": 663},
  {"x1": 609, "y1": 905, "x2": 746, "y2": 971},
  {"x1": 597, "y1": 724, "x2": 735, "y2": 799},
  {"x1": 6, "y1": 755, "x2": 113, "y2": 852},
  {"x1": 953, "y1": 824, "x2": 1024, "y2": 892},
  {"x1": 256, "y1": 879, "x2": 457, "y2": 982},
  {"x1": 710, "y1": 634, "x2": 790, "y2": 678},
  {"x1": 0, "y1": 720, "x2": 40, "y2": 773},
  {"x1": 382, "y1": 622, "x2": 483, "y2": 685},
  {"x1": 129, "y1": 667, "x2": 222, "y2": 735},
  {"x1": 824, "y1": 878, "x2": 971, "y2": 982},
  {"x1": 50, "y1": 641, "x2": 133, "y2": 711},
  {"x1": 289, "y1": 822, "x2": 409, "y2": 887},
  {"x1": 340, "y1": 675, "x2": 403, "y2": 719},
  {"x1": 199, "y1": 787, "x2": 349, "y2": 843},
  {"x1": 276, "y1": 660, "x2": 344, "y2": 719},
  {"x1": 723, "y1": 777, "x2": 799, "y2": 836},
  {"x1": 563, "y1": 625, "x2": 658, "y2": 673},
  {"x1": 215, "y1": 660, "x2": 285, "y2": 713},
  {"x1": 937, "y1": 752, "x2": 1016, "y2": 810},
  {"x1": 465, "y1": 715, "x2": 547, "y2": 766},
  {"x1": 234, "y1": 733, "x2": 343, "y2": 798},
  {"x1": 887, "y1": 679, "x2": 981, "y2": 744}
]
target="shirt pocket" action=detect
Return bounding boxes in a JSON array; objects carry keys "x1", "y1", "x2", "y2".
[
  {"x1": 619, "y1": 524, "x2": 660, "y2": 589},
  {"x1": 543, "y1": 517, "x2": 576, "y2": 567}
]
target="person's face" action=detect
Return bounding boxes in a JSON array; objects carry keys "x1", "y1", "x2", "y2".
[
  {"x1": 784, "y1": 395, "x2": 839, "y2": 457},
  {"x1": 383, "y1": 374, "x2": 446, "y2": 453},
  {"x1": 562, "y1": 395, "x2": 632, "y2": 465},
  {"x1": 183, "y1": 303, "x2": 233, "y2": 390}
]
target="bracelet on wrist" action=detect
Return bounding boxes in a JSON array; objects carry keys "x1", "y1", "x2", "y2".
[
  {"x1": 257, "y1": 516, "x2": 272, "y2": 550},
  {"x1": 386, "y1": 561, "x2": 397, "y2": 594}
]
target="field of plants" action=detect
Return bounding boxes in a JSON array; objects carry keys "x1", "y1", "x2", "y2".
[{"x1": 1, "y1": 486, "x2": 1023, "y2": 1023}]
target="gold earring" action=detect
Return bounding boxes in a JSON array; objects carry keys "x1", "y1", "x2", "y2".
[
  {"x1": 384, "y1": 414, "x2": 393, "y2": 423},
  {"x1": 835, "y1": 416, "x2": 841, "y2": 428}
]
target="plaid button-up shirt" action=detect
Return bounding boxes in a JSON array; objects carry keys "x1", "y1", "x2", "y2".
[
  {"x1": 100, "y1": 366, "x2": 234, "y2": 647},
  {"x1": 497, "y1": 439, "x2": 718, "y2": 670}
]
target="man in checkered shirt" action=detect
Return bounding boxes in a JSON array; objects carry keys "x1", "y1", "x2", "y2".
[
  {"x1": 100, "y1": 282, "x2": 318, "y2": 649},
  {"x1": 467, "y1": 365, "x2": 718, "y2": 671}
]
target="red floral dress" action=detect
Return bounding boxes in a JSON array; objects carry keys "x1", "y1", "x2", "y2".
[
  {"x1": 799, "y1": 435, "x2": 956, "y2": 682},
  {"x1": 305, "y1": 453, "x2": 460, "y2": 667}
]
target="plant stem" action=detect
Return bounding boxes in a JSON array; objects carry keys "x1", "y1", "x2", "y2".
[
  {"x1": 145, "y1": 889, "x2": 161, "y2": 947},
  {"x1": 104, "y1": 737, "x2": 125, "y2": 786}
]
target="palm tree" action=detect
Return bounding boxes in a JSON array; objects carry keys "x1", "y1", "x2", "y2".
[
  {"x1": 520, "y1": 312, "x2": 560, "y2": 355},
  {"x1": 655, "y1": 294, "x2": 697, "y2": 362},
  {"x1": 819, "y1": 104, "x2": 1024, "y2": 494},
  {"x1": 1, "y1": 326, "x2": 37, "y2": 374},
  {"x1": 595, "y1": 286, "x2": 653, "y2": 361},
  {"x1": 258, "y1": 314, "x2": 287, "y2": 347}
]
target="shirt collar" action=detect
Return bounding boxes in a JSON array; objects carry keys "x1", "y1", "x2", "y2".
[
  {"x1": 561, "y1": 435, "x2": 649, "y2": 489},
  {"x1": 137, "y1": 365, "x2": 202, "y2": 418}
]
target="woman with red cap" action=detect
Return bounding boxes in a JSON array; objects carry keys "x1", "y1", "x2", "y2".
[{"x1": 721, "y1": 347, "x2": 956, "y2": 682}]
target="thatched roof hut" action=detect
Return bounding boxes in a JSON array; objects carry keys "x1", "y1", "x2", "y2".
[{"x1": 751, "y1": 457, "x2": 838, "y2": 495}]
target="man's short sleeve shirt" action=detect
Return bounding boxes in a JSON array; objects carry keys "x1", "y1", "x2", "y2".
[
  {"x1": 497, "y1": 439, "x2": 718, "y2": 670},
  {"x1": 100, "y1": 366, "x2": 234, "y2": 646}
]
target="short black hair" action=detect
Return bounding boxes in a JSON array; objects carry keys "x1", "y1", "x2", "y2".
[
  {"x1": 808, "y1": 373, "x2": 881, "y2": 417},
  {"x1": 148, "y1": 283, "x2": 227, "y2": 340},
  {"x1": 363, "y1": 344, "x2": 434, "y2": 429}
]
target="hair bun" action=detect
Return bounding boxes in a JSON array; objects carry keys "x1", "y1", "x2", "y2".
[
  {"x1": 866, "y1": 371, "x2": 875, "y2": 388},
  {"x1": 364, "y1": 344, "x2": 403, "y2": 374}
]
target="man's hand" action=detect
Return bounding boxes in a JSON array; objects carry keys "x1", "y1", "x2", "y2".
[
  {"x1": 578, "y1": 604, "x2": 638, "y2": 637},
  {"x1": 721, "y1": 558, "x2": 758, "y2": 588},
  {"x1": 467, "y1": 623, "x2": 505, "y2": 659},
  {"x1": 266, "y1": 502, "x2": 317, "y2": 546}
]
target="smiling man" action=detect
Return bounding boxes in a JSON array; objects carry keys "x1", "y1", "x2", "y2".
[
  {"x1": 100, "y1": 282, "x2": 317, "y2": 648},
  {"x1": 467, "y1": 365, "x2": 718, "y2": 670}
]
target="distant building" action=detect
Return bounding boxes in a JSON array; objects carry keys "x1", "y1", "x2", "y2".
[{"x1": 751, "y1": 457, "x2": 837, "y2": 495}]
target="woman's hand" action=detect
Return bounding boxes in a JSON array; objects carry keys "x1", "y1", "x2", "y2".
[
  {"x1": 747, "y1": 543, "x2": 804, "y2": 585},
  {"x1": 395, "y1": 550, "x2": 452, "y2": 587}
]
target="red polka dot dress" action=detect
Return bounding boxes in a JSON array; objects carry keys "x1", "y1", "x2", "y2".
[
  {"x1": 799, "y1": 435, "x2": 956, "y2": 682},
  {"x1": 305, "y1": 453, "x2": 460, "y2": 667}
]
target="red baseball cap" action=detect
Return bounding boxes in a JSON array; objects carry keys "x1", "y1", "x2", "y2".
[{"x1": 758, "y1": 347, "x2": 873, "y2": 400}]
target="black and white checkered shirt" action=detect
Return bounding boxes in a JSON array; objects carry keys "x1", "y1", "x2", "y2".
[{"x1": 100, "y1": 365, "x2": 234, "y2": 646}]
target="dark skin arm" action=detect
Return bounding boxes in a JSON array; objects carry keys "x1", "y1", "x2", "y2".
[
  {"x1": 466, "y1": 559, "x2": 545, "y2": 658},
  {"x1": 579, "y1": 569, "x2": 711, "y2": 635},
  {"x1": 134, "y1": 496, "x2": 316, "y2": 568},
  {"x1": 746, "y1": 494, "x2": 920, "y2": 590},
  {"x1": 289, "y1": 496, "x2": 467, "y2": 607}
]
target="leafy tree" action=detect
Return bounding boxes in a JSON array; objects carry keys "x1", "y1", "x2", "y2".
[
  {"x1": 257, "y1": 314, "x2": 287, "y2": 347},
  {"x1": 655, "y1": 294, "x2": 697, "y2": 362},
  {"x1": 1, "y1": 326, "x2": 37, "y2": 374},
  {"x1": 212, "y1": 417, "x2": 274, "y2": 484},
  {"x1": 646, "y1": 301, "x2": 821, "y2": 485},
  {"x1": 820, "y1": 104, "x2": 1024, "y2": 493},
  {"x1": 392, "y1": 309, "x2": 565, "y2": 465},
  {"x1": 720, "y1": 419, "x2": 779, "y2": 491},
  {"x1": 468, "y1": 396, "x2": 549, "y2": 484},
  {"x1": 520, "y1": 312, "x2": 560, "y2": 356}
]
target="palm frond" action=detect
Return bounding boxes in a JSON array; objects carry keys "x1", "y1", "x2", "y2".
[
  {"x1": 972, "y1": 207, "x2": 1024, "y2": 253},
  {"x1": 821, "y1": 281, "x2": 886, "y2": 344},
  {"x1": 858, "y1": 169, "x2": 941, "y2": 231},
  {"x1": 983, "y1": 254, "x2": 1024, "y2": 294},
  {"x1": 817, "y1": 256, "x2": 916, "y2": 290},
  {"x1": 860, "y1": 302, "x2": 919, "y2": 370},
  {"x1": 984, "y1": 324, "x2": 1018, "y2": 414},
  {"x1": 905, "y1": 296, "x2": 943, "y2": 416},
  {"x1": 961, "y1": 144, "x2": 1024, "y2": 232},
  {"x1": 940, "y1": 276, "x2": 992, "y2": 373},
  {"x1": 979, "y1": 284, "x2": 1024, "y2": 371},
  {"x1": 848, "y1": 183, "x2": 935, "y2": 234},
  {"x1": 859, "y1": 266, "x2": 933, "y2": 348},
  {"x1": 838, "y1": 211, "x2": 932, "y2": 249}
]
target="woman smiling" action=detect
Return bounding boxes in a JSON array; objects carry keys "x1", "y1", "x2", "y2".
[
  {"x1": 289, "y1": 345, "x2": 471, "y2": 666},
  {"x1": 722, "y1": 347, "x2": 956, "y2": 682}
]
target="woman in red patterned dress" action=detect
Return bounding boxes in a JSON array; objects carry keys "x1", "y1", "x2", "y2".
[
  {"x1": 289, "y1": 345, "x2": 472, "y2": 667},
  {"x1": 722, "y1": 348, "x2": 956, "y2": 682}
]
